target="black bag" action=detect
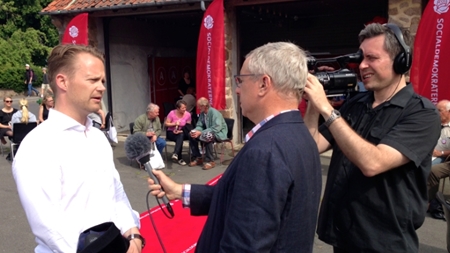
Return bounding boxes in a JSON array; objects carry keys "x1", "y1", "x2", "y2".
[
  {"x1": 31, "y1": 69, "x2": 37, "y2": 82},
  {"x1": 77, "y1": 222, "x2": 129, "y2": 253}
]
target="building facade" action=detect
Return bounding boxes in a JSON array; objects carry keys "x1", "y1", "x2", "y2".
[{"x1": 42, "y1": 0, "x2": 426, "y2": 144}]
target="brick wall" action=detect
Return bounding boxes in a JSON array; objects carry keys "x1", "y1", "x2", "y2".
[{"x1": 389, "y1": 0, "x2": 423, "y2": 39}]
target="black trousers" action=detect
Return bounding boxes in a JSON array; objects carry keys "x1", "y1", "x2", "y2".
[
  {"x1": 189, "y1": 137, "x2": 214, "y2": 162},
  {"x1": 166, "y1": 130, "x2": 184, "y2": 159},
  {"x1": 333, "y1": 246, "x2": 350, "y2": 253}
]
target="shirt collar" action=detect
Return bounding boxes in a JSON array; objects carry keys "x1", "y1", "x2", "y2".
[
  {"x1": 245, "y1": 109, "x2": 298, "y2": 142},
  {"x1": 357, "y1": 83, "x2": 414, "y2": 108},
  {"x1": 48, "y1": 109, "x2": 94, "y2": 132}
]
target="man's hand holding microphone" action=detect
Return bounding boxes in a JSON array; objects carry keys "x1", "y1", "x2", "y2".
[{"x1": 147, "y1": 171, "x2": 182, "y2": 201}]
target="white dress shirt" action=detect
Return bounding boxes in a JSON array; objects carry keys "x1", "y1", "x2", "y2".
[{"x1": 13, "y1": 109, "x2": 138, "y2": 253}]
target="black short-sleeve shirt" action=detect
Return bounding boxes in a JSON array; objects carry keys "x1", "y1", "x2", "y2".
[
  {"x1": 0, "y1": 108, "x2": 18, "y2": 125},
  {"x1": 178, "y1": 79, "x2": 194, "y2": 96},
  {"x1": 317, "y1": 84, "x2": 440, "y2": 252}
]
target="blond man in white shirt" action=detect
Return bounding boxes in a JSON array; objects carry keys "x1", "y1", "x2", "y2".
[{"x1": 13, "y1": 45, "x2": 143, "y2": 253}]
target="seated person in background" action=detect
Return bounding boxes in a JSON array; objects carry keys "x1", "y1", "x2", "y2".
[
  {"x1": 38, "y1": 95, "x2": 54, "y2": 123},
  {"x1": 428, "y1": 161, "x2": 450, "y2": 220},
  {"x1": 9, "y1": 98, "x2": 37, "y2": 161},
  {"x1": 189, "y1": 97, "x2": 227, "y2": 170},
  {"x1": 11, "y1": 98, "x2": 37, "y2": 126},
  {"x1": 133, "y1": 103, "x2": 166, "y2": 155},
  {"x1": 432, "y1": 99, "x2": 450, "y2": 165},
  {"x1": 165, "y1": 100, "x2": 192, "y2": 166},
  {"x1": 427, "y1": 100, "x2": 450, "y2": 219},
  {"x1": 88, "y1": 106, "x2": 106, "y2": 129},
  {"x1": 182, "y1": 87, "x2": 196, "y2": 113},
  {"x1": 0, "y1": 96, "x2": 18, "y2": 145}
]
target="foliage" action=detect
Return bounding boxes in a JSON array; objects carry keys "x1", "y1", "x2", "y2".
[
  {"x1": 0, "y1": 29, "x2": 48, "y2": 92},
  {"x1": 0, "y1": 0, "x2": 57, "y2": 91},
  {"x1": 0, "y1": 64, "x2": 43, "y2": 93},
  {"x1": 0, "y1": 0, "x2": 58, "y2": 46}
]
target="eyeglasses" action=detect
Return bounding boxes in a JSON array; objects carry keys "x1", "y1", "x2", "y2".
[
  {"x1": 234, "y1": 74, "x2": 257, "y2": 88},
  {"x1": 4, "y1": 100, "x2": 12, "y2": 103}
]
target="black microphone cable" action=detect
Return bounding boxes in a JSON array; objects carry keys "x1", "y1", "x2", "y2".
[
  {"x1": 145, "y1": 189, "x2": 173, "y2": 253},
  {"x1": 146, "y1": 187, "x2": 175, "y2": 219},
  {"x1": 124, "y1": 133, "x2": 175, "y2": 252},
  {"x1": 142, "y1": 165, "x2": 175, "y2": 218},
  {"x1": 140, "y1": 169, "x2": 174, "y2": 253}
]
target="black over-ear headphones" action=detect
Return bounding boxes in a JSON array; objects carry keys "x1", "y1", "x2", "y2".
[{"x1": 383, "y1": 23, "x2": 412, "y2": 74}]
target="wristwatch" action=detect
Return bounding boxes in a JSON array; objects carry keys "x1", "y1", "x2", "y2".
[
  {"x1": 324, "y1": 109, "x2": 341, "y2": 128},
  {"x1": 127, "y1": 234, "x2": 146, "y2": 249}
]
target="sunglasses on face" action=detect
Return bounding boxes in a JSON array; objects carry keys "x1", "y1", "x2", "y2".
[{"x1": 4, "y1": 100, "x2": 12, "y2": 103}]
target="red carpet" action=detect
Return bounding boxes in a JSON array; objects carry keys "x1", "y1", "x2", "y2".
[{"x1": 140, "y1": 174, "x2": 222, "y2": 253}]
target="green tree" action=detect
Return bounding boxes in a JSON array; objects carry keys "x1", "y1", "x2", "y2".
[
  {"x1": 0, "y1": 0, "x2": 58, "y2": 45},
  {"x1": 0, "y1": 0, "x2": 57, "y2": 91}
]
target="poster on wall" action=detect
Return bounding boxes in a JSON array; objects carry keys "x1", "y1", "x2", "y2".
[
  {"x1": 148, "y1": 57, "x2": 196, "y2": 122},
  {"x1": 410, "y1": 0, "x2": 450, "y2": 104},
  {"x1": 196, "y1": 0, "x2": 226, "y2": 110}
]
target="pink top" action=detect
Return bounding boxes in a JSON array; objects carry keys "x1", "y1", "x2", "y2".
[{"x1": 166, "y1": 110, "x2": 192, "y2": 131}]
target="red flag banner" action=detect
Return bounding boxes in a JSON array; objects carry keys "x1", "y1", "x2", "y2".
[
  {"x1": 410, "y1": 0, "x2": 450, "y2": 104},
  {"x1": 62, "y1": 13, "x2": 89, "y2": 45},
  {"x1": 196, "y1": 0, "x2": 226, "y2": 110}
]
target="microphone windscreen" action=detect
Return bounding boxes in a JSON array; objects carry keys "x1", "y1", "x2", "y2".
[{"x1": 124, "y1": 133, "x2": 151, "y2": 160}]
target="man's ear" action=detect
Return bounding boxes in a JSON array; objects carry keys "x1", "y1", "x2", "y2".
[
  {"x1": 263, "y1": 75, "x2": 273, "y2": 88},
  {"x1": 55, "y1": 74, "x2": 68, "y2": 91},
  {"x1": 258, "y1": 76, "x2": 270, "y2": 96}
]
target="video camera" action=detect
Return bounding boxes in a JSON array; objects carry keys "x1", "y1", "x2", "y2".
[{"x1": 307, "y1": 51, "x2": 362, "y2": 96}]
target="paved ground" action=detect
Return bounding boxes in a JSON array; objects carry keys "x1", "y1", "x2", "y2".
[
  {"x1": 1, "y1": 141, "x2": 447, "y2": 252},
  {"x1": 0, "y1": 97, "x2": 447, "y2": 252}
]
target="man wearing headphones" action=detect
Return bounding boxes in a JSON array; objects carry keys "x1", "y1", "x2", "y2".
[{"x1": 304, "y1": 23, "x2": 440, "y2": 252}]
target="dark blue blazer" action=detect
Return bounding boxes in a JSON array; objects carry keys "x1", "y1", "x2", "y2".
[{"x1": 190, "y1": 111, "x2": 322, "y2": 253}]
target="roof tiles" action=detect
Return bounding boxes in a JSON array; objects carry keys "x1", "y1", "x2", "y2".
[{"x1": 41, "y1": 0, "x2": 190, "y2": 15}]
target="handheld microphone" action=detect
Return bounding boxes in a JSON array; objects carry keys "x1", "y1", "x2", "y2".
[{"x1": 124, "y1": 133, "x2": 174, "y2": 216}]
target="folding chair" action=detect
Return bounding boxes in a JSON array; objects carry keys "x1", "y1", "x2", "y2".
[
  {"x1": 101, "y1": 112, "x2": 116, "y2": 143},
  {"x1": 439, "y1": 156, "x2": 450, "y2": 193},
  {"x1": 10, "y1": 122, "x2": 38, "y2": 160},
  {"x1": 129, "y1": 122, "x2": 135, "y2": 135},
  {"x1": 102, "y1": 112, "x2": 112, "y2": 132},
  {"x1": 128, "y1": 122, "x2": 135, "y2": 166},
  {"x1": 215, "y1": 118, "x2": 235, "y2": 165},
  {"x1": 436, "y1": 192, "x2": 450, "y2": 252}
]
